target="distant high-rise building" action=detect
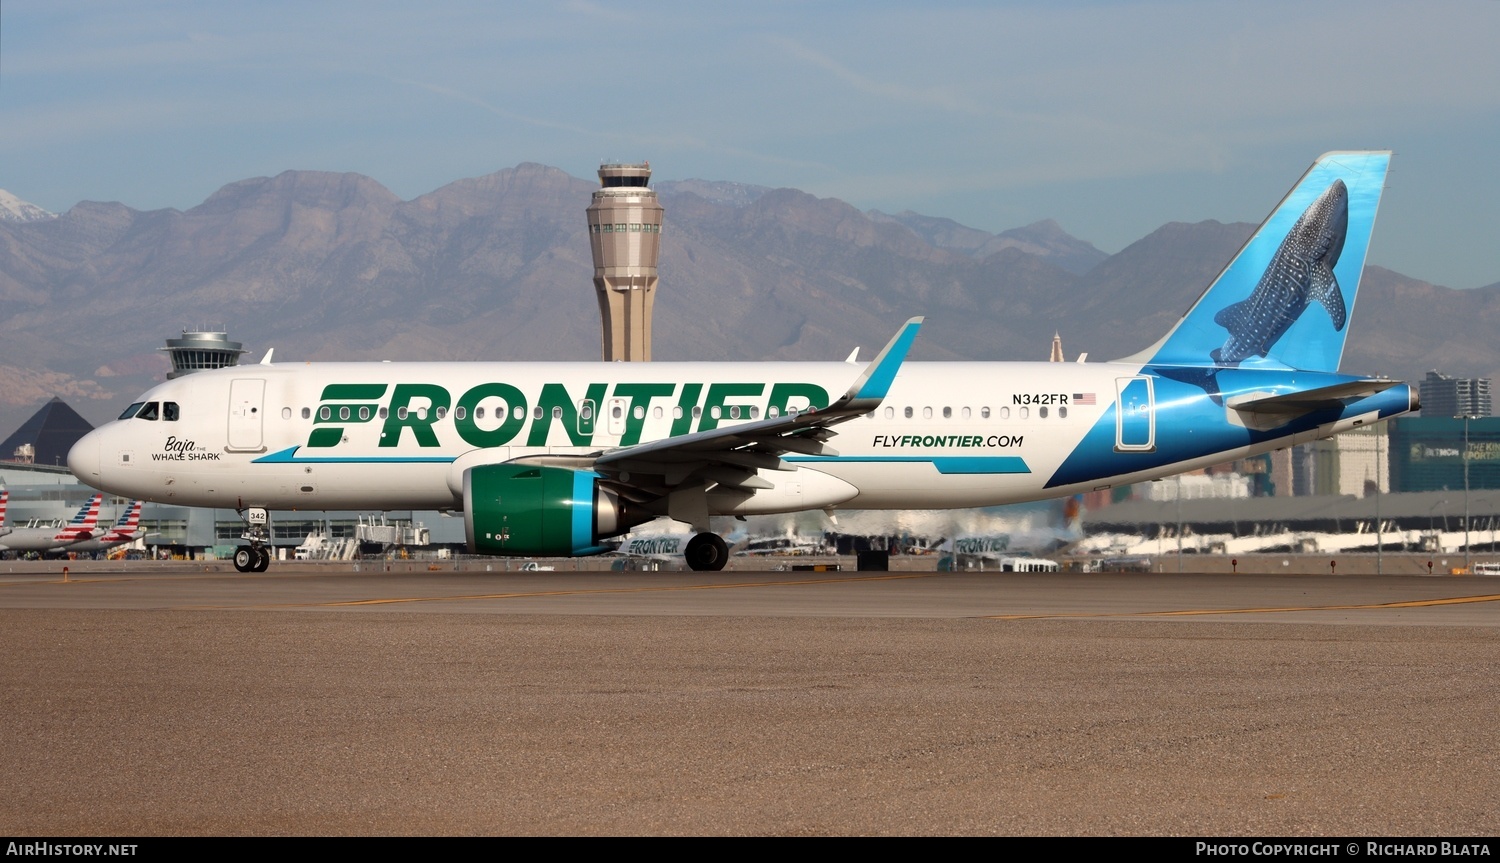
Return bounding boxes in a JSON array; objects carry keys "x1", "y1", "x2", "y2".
[
  {"x1": 161, "y1": 329, "x2": 247, "y2": 379},
  {"x1": 586, "y1": 163, "x2": 663, "y2": 361},
  {"x1": 1048, "y1": 332, "x2": 1064, "y2": 362},
  {"x1": 1419, "y1": 370, "x2": 1492, "y2": 418}
]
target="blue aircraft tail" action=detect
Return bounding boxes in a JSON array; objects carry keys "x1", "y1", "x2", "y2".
[{"x1": 1127, "y1": 151, "x2": 1391, "y2": 374}]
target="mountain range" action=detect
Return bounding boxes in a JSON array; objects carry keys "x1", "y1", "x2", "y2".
[{"x1": 0, "y1": 163, "x2": 1496, "y2": 440}]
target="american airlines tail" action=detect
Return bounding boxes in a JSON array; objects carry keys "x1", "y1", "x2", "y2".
[
  {"x1": 59, "y1": 493, "x2": 103, "y2": 541},
  {"x1": 105, "y1": 500, "x2": 143, "y2": 539},
  {"x1": 113, "y1": 500, "x2": 143, "y2": 533}
]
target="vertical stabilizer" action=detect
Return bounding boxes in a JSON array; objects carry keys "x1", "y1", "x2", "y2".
[
  {"x1": 1128, "y1": 151, "x2": 1390, "y2": 373},
  {"x1": 63, "y1": 493, "x2": 103, "y2": 538}
]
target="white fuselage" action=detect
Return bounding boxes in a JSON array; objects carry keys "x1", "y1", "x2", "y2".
[
  {"x1": 0, "y1": 525, "x2": 94, "y2": 553},
  {"x1": 67, "y1": 358, "x2": 1411, "y2": 519}
]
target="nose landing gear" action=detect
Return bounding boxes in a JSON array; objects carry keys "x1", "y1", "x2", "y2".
[
  {"x1": 233, "y1": 506, "x2": 272, "y2": 573},
  {"x1": 232, "y1": 545, "x2": 270, "y2": 573}
]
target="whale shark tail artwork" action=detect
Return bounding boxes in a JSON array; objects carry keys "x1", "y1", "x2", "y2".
[{"x1": 1130, "y1": 151, "x2": 1389, "y2": 396}]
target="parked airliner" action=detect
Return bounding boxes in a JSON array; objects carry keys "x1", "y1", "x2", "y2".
[
  {"x1": 68, "y1": 152, "x2": 1414, "y2": 572},
  {"x1": 0, "y1": 493, "x2": 104, "y2": 554},
  {"x1": 68, "y1": 500, "x2": 148, "y2": 555}
]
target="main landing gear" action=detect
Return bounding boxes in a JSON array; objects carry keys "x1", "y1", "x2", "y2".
[
  {"x1": 684, "y1": 532, "x2": 728, "y2": 572},
  {"x1": 234, "y1": 506, "x2": 272, "y2": 573}
]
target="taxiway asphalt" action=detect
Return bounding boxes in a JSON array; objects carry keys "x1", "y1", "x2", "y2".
[{"x1": 1, "y1": 564, "x2": 1496, "y2": 835}]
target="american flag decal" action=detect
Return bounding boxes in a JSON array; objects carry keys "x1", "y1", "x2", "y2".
[{"x1": 1073, "y1": 393, "x2": 1096, "y2": 405}]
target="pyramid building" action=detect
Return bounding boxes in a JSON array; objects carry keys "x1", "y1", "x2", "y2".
[{"x1": 0, "y1": 398, "x2": 95, "y2": 468}]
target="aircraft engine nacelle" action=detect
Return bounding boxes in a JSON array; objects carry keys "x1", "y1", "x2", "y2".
[{"x1": 463, "y1": 464, "x2": 635, "y2": 557}]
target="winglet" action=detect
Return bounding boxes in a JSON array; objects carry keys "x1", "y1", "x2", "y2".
[{"x1": 844, "y1": 317, "x2": 923, "y2": 407}]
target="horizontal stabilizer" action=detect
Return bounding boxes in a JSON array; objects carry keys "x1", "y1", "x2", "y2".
[{"x1": 1228, "y1": 380, "x2": 1399, "y2": 416}]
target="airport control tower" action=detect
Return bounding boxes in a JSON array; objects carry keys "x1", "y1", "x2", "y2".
[
  {"x1": 586, "y1": 163, "x2": 663, "y2": 361},
  {"x1": 160, "y1": 329, "x2": 247, "y2": 379}
]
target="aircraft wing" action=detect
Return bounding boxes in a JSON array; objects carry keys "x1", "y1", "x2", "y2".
[
  {"x1": 1228, "y1": 379, "x2": 1401, "y2": 417},
  {"x1": 517, "y1": 317, "x2": 922, "y2": 506}
]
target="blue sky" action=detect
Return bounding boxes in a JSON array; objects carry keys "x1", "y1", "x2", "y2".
[{"x1": 3, "y1": 0, "x2": 1498, "y2": 289}]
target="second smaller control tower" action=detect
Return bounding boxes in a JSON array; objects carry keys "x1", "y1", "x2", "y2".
[{"x1": 586, "y1": 163, "x2": 663, "y2": 361}]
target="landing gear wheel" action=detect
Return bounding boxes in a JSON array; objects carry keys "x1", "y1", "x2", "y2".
[
  {"x1": 233, "y1": 547, "x2": 255, "y2": 573},
  {"x1": 252, "y1": 547, "x2": 271, "y2": 572},
  {"x1": 684, "y1": 532, "x2": 729, "y2": 572}
]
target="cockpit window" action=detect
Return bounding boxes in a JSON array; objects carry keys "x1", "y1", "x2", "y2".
[
  {"x1": 136, "y1": 402, "x2": 160, "y2": 421},
  {"x1": 163, "y1": 402, "x2": 180, "y2": 421},
  {"x1": 118, "y1": 402, "x2": 145, "y2": 421}
]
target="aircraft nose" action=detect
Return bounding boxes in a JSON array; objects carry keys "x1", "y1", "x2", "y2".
[{"x1": 67, "y1": 430, "x2": 103, "y2": 485}]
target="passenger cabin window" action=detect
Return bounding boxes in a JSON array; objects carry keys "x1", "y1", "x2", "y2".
[
  {"x1": 981, "y1": 407, "x2": 991, "y2": 419},
  {"x1": 282, "y1": 407, "x2": 292, "y2": 420},
  {"x1": 1039, "y1": 406, "x2": 1048, "y2": 419},
  {"x1": 904, "y1": 406, "x2": 913, "y2": 418},
  {"x1": 301, "y1": 407, "x2": 311, "y2": 420},
  {"x1": 1059, "y1": 406, "x2": 1068, "y2": 419},
  {"x1": 320, "y1": 406, "x2": 332, "y2": 421}
]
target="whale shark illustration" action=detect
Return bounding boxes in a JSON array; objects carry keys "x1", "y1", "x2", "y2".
[
  {"x1": 1155, "y1": 178, "x2": 1352, "y2": 404},
  {"x1": 1210, "y1": 179, "x2": 1349, "y2": 365}
]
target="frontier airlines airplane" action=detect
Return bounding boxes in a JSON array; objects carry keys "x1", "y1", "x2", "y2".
[{"x1": 69, "y1": 151, "x2": 1414, "y2": 572}]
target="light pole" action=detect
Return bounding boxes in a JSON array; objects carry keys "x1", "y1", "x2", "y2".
[
  {"x1": 1465, "y1": 415, "x2": 1474, "y2": 573},
  {"x1": 1376, "y1": 428, "x2": 1383, "y2": 575},
  {"x1": 1430, "y1": 498, "x2": 1449, "y2": 548}
]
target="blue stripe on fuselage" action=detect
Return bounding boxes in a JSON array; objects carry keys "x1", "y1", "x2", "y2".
[
  {"x1": 787, "y1": 455, "x2": 1030, "y2": 474},
  {"x1": 1045, "y1": 368, "x2": 1411, "y2": 489}
]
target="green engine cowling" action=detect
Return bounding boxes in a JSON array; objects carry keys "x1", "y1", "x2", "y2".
[{"x1": 463, "y1": 464, "x2": 634, "y2": 557}]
